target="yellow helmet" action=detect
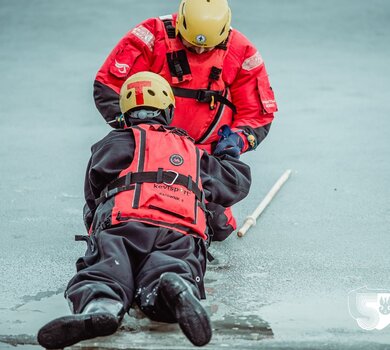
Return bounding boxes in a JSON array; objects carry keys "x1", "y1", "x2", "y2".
[
  {"x1": 120, "y1": 71, "x2": 175, "y2": 113},
  {"x1": 176, "y1": 0, "x2": 231, "y2": 48}
]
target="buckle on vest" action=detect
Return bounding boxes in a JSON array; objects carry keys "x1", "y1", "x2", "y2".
[
  {"x1": 163, "y1": 170, "x2": 179, "y2": 186},
  {"x1": 105, "y1": 187, "x2": 120, "y2": 199},
  {"x1": 196, "y1": 89, "x2": 213, "y2": 103}
]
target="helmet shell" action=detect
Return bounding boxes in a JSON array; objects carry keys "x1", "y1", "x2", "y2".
[
  {"x1": 119, "y1": 71, "x2": 175, "y2": 114},
  {"x1": 176, "y1": 0, "x2": 232, "y2": 48}
]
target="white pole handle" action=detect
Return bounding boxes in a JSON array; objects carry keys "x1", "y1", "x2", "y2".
[{"x1": 237, "y1": 169, "x2": 292, "y2": 237}]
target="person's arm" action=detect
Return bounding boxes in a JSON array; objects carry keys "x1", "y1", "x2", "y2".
[
  {"x1": 200, "y1": 152, "x2": 251, "y2": 208},
  {"x1": 83, "y1": 130, "x2": 135, "y2": 230},
  {"x1": 94, "y1": 18, "x2": 159, "y2": 126},
  {"x1": 227, "y1": 31, "x2": 278, "y2": 152}
]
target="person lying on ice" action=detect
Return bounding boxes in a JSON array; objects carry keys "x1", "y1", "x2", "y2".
[{"x1": 37, "y1": 71, "x2": 251, "y2": 348}]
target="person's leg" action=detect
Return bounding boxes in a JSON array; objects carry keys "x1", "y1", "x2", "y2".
[
  {"x1": 158, "y1": 272, "x2": 212, "y2": 346},
  {"x1": 38, "y1": 227, "x2": 135, "y2": 349},
  {"x1": 134, "y1": 228, "x2": 211, "y2": 346},
  {"x1": 66, "y1": 227, "x2": 137, "y2": 313},
  {"x1": 135, "y1": 228, "x2": 206, "y2": 319},
  {"x1": 37, "y1": 299, "x2": 122, "y2": 349}
]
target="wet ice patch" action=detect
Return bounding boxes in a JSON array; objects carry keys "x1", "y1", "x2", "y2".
[{"x1": 55, "y1": 192, "x2": 81, "y2": 201}]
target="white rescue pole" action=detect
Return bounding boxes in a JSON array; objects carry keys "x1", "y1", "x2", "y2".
[{"x1": 237, "y1": 169, "x2": 292, "y2": 237}]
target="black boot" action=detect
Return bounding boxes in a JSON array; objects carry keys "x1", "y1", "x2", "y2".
[
  {"x1": 37, "y1": 298, "x2": 123, "y2": 349},
  {"x1": 159, "y1": 272, "x2": 212, "y2": 346}
]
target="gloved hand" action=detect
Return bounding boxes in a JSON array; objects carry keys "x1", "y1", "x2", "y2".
[{"x1": 213, "y1": 125, "x2": 244, "y2": 159}]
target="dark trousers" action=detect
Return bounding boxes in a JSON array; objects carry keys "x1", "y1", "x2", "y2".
[{"x1": 66, "y1": 221, "x2": 207, "y2": 323}]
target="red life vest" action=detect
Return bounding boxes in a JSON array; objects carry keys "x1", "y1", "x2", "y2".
[{"x1": 108, "y1": 124, "x2": 207, "y2": 240}]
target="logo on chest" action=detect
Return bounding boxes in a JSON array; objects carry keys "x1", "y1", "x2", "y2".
[{"x1": 169, "y1": 154, "x2": 184, "y2": 166}]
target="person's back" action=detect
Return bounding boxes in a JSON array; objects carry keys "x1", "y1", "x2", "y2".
[{"x1": 90, "y1": 123, "x2": 207, "y2": 238}]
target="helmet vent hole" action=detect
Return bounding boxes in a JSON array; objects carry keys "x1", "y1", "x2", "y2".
[
  {"x1": 127, "y1": 91, "x2": 132, "y2": 99},
  {"x1": 162, "y1": 90, "x2": 168, "y2": 96},
  {"x1": 183, "y1": 17, "x2": 187, "y2": 29},
  {"x1": 220, "y1": 25, "x2": 226, "y2": 35},
  {"x1": 147, "y1": 89, "x2": 156, "y2": 96}
]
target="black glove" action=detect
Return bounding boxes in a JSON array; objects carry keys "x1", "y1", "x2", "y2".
[{"x1": 213, "y1": 125, "x2": 244, "y2": 159}]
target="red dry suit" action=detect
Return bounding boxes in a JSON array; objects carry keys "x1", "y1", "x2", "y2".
[{"x1": 94, "y1": 14, "x2": 278, "y2": 153}]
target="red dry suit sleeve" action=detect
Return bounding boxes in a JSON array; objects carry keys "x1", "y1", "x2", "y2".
[
  {"x1": 227, "y1": 31, "x2": 278, "y2": 151},
  {"x1": 94, "y1": 18, "x2": 158, "y2": 125}
]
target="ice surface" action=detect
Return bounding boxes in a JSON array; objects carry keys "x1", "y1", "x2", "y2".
[{"x1": 1, "y1": 0, "x2": 390, "y2": 348}]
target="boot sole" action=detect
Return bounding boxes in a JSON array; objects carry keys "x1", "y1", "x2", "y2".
[
  {"x1": 160, "y1": 273, "x2": 212, "y2": 346},
  {"x1": 37, "y1": 312, "x2": 119, "y2": 349}
]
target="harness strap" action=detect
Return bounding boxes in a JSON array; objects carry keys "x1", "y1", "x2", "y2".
[
  {"x1": 162, "y1": 19, "x2": 176, "y2": 39},
  {"x1": 95, "y1": 170, "x2": 205, "y2": 206},
  {"x1": 172, "y1": 87, "x2": 237, "y2": 114}
]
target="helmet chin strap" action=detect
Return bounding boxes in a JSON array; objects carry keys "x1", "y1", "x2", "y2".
[
  {"x1": 107, "y1": 107, "x2": 174, "y2": 128},
  {"x1": 123, "y1": 109, "x2": 170, "y2": 128},
  {"x1": 129, "y1": 109, "x2": 161, "y2": 120},
  {"x1": 163, "y1": 106, "x2": 174, "y2": 125}
]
